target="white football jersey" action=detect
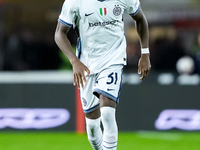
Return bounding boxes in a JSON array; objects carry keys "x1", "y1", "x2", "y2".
[{"x1": 58, "y1": 0, "x2": 140, "y2": 74}]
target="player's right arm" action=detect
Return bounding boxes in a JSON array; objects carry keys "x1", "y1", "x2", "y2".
[
  {"x1": 54, "y1": 22, "x2": 90, "y2": 89},
  {"x1": 126, "y1": 0, "x2": 151, "y2": 80}
]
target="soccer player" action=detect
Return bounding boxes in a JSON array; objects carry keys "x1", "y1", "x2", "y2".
[{"x1": 55, "y1": 0, "x2": 151, "y2": 149}]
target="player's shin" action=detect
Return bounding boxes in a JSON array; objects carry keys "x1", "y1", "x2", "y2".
[
  {"x1": 85, "y1": 117, "x2": 103, "y2": 150},
  {"x1": 101, "y1": 107, "x2": 118, "y2": 150}
]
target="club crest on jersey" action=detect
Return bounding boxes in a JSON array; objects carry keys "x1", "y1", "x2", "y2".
[
  {"x1": 100, "y1": 8, "x2": 107, "y2": 16},
  {"x1": 113, "y1": 5, "x2": 122, "y2": 16}
]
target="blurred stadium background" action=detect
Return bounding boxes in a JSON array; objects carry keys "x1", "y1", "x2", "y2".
[{"x1": 0, "y1": 0, "x2": 200, "y2": 150}]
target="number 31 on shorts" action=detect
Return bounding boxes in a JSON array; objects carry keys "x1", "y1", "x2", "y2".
[{"x1": 107, "y1": 72, "x2": 118, "y2": 85}]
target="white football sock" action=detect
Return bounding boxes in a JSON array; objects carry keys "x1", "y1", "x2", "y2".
[
  {"x1": 85, "y1": 117, "x2": 103, "y2": 150},
  {"x1": 101, "y1": 107, "x2": 118, "y2": 150}
]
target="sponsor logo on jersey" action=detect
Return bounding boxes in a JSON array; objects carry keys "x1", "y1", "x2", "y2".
[
  {"x1": 89, "y1": 20, "x2": 119, "y2": 27},
  {"x1": 113, "y1": 5, "x2": 122, "y2": 16},
  {"x1": 100, "y1": 8, "x2": 107, "y2": 16}
]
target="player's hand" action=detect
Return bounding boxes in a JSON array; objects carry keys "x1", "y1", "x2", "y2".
[
  {"x1": 138, "y1": 54, "x2": 151, "y2": 81},
  {"x1": 72, "y1": 59, "x2": 90, "y2": 90}
]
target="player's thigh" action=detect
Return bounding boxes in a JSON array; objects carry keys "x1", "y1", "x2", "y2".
[
  {"x1": 80, "y1": 74, "x2": 100, "y2": 119},
  {"x1": 93, "y1": 65, "x2": 123, "y2": 107},
  {"x1": 99, "y1": 94, "x2": 116, "y2": 108}
]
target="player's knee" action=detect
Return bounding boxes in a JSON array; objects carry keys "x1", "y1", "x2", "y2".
[
  {"x1": 86, "y1": 122, "x2": 99, "y2": 131},
  {"x1": 86, "y1": 118, "x2": 100, "y2": 134},
  {"x1": 101, "y1": 107, "x2": 116, "y2": 128}
]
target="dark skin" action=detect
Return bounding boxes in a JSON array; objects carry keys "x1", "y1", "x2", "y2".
[
  {"x1": 131, "y1": 8, "x2": 151, "y2": 80},
  {"x1": 55, "y1": 7, "x2": 151, "y2": 119}
]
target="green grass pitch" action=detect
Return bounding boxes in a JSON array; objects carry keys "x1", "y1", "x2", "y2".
[{"x1": 0, "y1": 131, "x2": 200, "y2": 150}]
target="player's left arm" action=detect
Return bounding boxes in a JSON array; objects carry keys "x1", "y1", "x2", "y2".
[{"x1": 131, "y1": 7, "x2": 151, "y2": 80}]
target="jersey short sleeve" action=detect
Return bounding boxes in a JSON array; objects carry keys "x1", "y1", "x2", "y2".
[
  {"x1": 126, "y1": 0, "x2": 140, "y2": 16},
  {"x1": 58, "y1": 0, "x2": 78, "y2": 27}
]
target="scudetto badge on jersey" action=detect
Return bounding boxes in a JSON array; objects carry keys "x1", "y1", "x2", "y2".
[
  {"x1": 100, "y1": 8, "x2": 107, "y2": 16},
  {"x1": 113, "y1": 5, "x2": 122, "y2": 16}
]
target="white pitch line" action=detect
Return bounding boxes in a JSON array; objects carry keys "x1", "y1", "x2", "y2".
[
  {"x1": 136, "y1": 131, "x2": 182, "y2": 141},
  {"x1": 0, "y1": 71, "x2": 73, "y2": 84}
]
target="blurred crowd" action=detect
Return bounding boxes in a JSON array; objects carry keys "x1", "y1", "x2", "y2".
[
  {"x1": 0, "y1": 24, "x2": 79, "y2": 71},
  {"x1": 1, "y1": 26, "x2": 61, "y2": 71},
  {"x1": 124, "y1": 26, "x2": 200, "y2": 74},
  {"x1": 0, "y1": 1, "x2": 200, "y2": 74},
  {"x1": 0, "y1": 24, "x2": 200, "y2": 74}
]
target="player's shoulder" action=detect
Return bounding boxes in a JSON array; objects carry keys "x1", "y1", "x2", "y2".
[
  {"x1": 118, "y1": 0, "x2": 138, "y2": 7},
  {"x1": 123, "y1": 0, "x2": 140, "y2": 4},
  {"x1": 62, "y1": 0, "x2": 80, "y2": 10},
  {"x1": 63, "y1": 0, "x2": 80, "y2": 6}
]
